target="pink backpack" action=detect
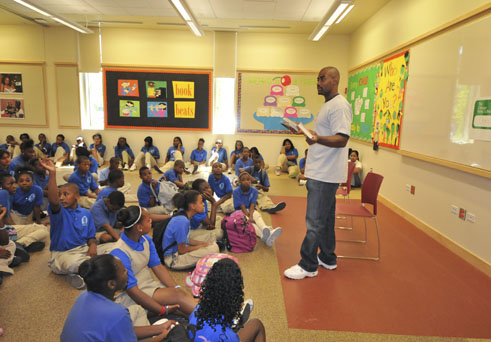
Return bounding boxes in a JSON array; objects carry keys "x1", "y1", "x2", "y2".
[
  {"x1": 185, "y1": 253, "x2": 239, "y2": 297},
  {"x1": 221, "y1": 210, "x2": 257, "y2": 253}
]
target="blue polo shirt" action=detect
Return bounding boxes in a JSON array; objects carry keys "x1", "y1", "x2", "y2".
[
  {"x1": 48, "y1": 203, "x2": 96, "y2": 251},
  {"x1": 137, "y1": 181, "x2": 158, "y2": 207},
  {"x1": 50, "y1": 142, "x2": 70, "y2": 156},
  {"x1": 34, "y1": 172, "x2": 49, "y2": 189},
  {"x1": 13, "y1": 185, "x2": 44, "y2": 215},
  {"x1": 190, "y1": 149, "x2": 207, "y2": 162},
  {"x1": 90, "y1": 199, "x2": 117, "y2": 232},
  {"x1": 233, "y1": 186, "x2": 258, "y2": 210},
  {"x1": 285, "y1": 148, "x2": 299, "y2": 164},
  {"x1": 61, "y1": 291, "x2": 137, "y2": 342},
  {"x1": 163, "y1": 168, "x2": 179, "y2": 183},
  {"x1": 35, "y1": 142, "x2": 51, "y2": 156},
  {"x1": 251, "y1": 168, "x2": 270, "y2": 187},
  {"x1": 189, "y1": 305, "x2": 239, "y2": 342},
  {"x1": 98, "y1": 167, "x2": 111, "y2": 183},
  {"x1": 235, "y1": 158, "x2": 253, "y2": 175},
  {"x1": 10, "y1": 155, "x2": 28, "y2": 169},
  {"x1": 0, "y1": 164, "x2": 15, "y2": 177},
  {"x1": 110, "y1": 233, "x2": 161, "y2": 289},
  {"x1": 68, "y1": 170, "x2": 99, "y2": 196},
  {"x1": 162, "y1": 214, "x2": 190, "y2": 256},
  {"x1": 190, "y1": 201, "x2": 208, "y2": 229},
  {"x1": 207, "y1": 174, "x2": 233, "y2": 199},
  {"x1": 74, "y1": 156, "x2": 98, "y2": 174},
  {"x1": 166, "y1": 146, "x2": 185, "y2": 161},
  {"x1": 114, "y1": 145, "x2": 134, "y2": 159},
  {"x1": 230, "y1": 149, "x2": 243, "y2": 158},
  {"x1": 0, "y1": 143, "x2": 8, "y2": 150},
  {"x1": 211, "y1": 147, "x2": 227, "y2": 163},
  {"x1": 141, "y1": 145, "x2": 160, "y2": 159},
  {"x1": 89, "y1": 143, "x2": 106, "y2": 157},
  {"x1": 0, "y1": 189, "x2": 12, "y2": 214},
  {"x1": 97, "y1": 186, "x2": 117, "y2": 201},
  {"x1": 299, "y1": 157, "x2": 306, "y2": 170}
]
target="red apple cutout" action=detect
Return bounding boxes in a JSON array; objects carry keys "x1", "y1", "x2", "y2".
[{"x1": 281, "y1": 75, "x2": 291, "y2": 86}]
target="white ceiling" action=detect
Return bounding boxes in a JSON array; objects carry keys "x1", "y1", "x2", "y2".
[{"x1": 0, "y1": 0, "x2": 391, "y2": 34}]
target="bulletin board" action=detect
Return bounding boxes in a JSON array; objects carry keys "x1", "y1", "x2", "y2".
[
  {"x1": 237, "y1": 71, "x2": 324, "y2": 134},
  {"x1": 104, "y1": 68, "x2": 211, "y2": 131}
]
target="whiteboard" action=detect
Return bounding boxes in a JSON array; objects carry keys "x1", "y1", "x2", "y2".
[{"x1": 401, "y1": 15, "x2": 491, "y2": 171}]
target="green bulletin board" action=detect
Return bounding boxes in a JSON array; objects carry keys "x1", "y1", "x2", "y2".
[{"x1": 347, "y1": 64, "x2": 379, "y2": 141}]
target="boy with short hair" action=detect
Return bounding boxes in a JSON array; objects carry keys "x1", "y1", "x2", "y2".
[
  {"x1": 10, "y1": 139, "x2": 36, "y2": 170},
  {"x1": 235, "y1": 146, "x2": 253, "y2": 176},
  {"x1": 249, "y1": 155, "x2": 286, "y2": 214},
  {"x1": 233, "y1": 172, "x2": 282, "y2": 247},
  {"x1": 50, "y1": 134, "x2": 70, "y2": 166},
  {"x1": 98, "y1": 157, "x2": 120, "y2": 186},
  {"x1": 67, "y1": 156, "x2": 100, "y2": 209},
  {"x1": 90, "y1": 190, "x2": 125, "y2": 243},
  {"x1": 97, "y1": 169, "x2": 125, "y2": 201},
  {"x1": 137, "y1": 166, "x2": 167, "y2": 215},
  {"x1": 207, "y1": 162, "x2": 234, "y2": 214},
  {"x1": 162, "y1": 160, "x2": 185, "y2": 189},
  {"x1": 189, "y1": 138, "x2": 207, "y2": 174},
  {"x1": 39, "y1": 158, "x2": 105, "y2": 289}
]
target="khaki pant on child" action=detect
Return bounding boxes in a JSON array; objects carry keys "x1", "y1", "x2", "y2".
[
  {"x1": 134, "y1": 152, "x2": 159, "y2": 170},
  {"x1": 190, "y1": 215, "x2": 224, "y2": 241},
  {"x1": 0, "y1": 240, "x2": 16, "y2": 275},
  {"x1": 79, "y1": 196, "x2": 96, "y2": 209},
  {"x1": 160, "y1": 151, "x2": 183, "y2": 173},
  {"x1": 219, "y1": 198, "x2": 235, "y2": 215},
  {"x1": 164, "y1": 232, "x2": 219, "y2": 270},
  {"x1": 257, "y1": 190, "x2": 275, "y2": 210},
  {"x1": 146, "y1": 206, "x2": 169, "y2": 215},
  {"x1": 49, "y1": 244, "x2": 112, "y2": 275},
  {"x1": 15, "y1": 223, "x2": 49, "y2": 247},
  {"x1": 277, "y1": 154, "x2": 299, "y2": 178}
]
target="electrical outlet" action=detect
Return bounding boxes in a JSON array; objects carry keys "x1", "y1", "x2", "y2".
[
  {"x1": 405, "y1": 184, "x2": 411, "y2": 192},
  {"x1": 410, "y1": 185, "x2": 415, "y2": 195},
  {"x1": 451, "y1": 205, "x2": 458, "y2": 215},
  {"x1": 467, "y1": 213, "x2": 476, "y2": 223},
  {"x1": 459, "y1": 208, "x2": 466, "y2": 220}
]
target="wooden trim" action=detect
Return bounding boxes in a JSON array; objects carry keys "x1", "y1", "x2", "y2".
[
  {"x1": 398, "y1": 150, "x2": 491, "y2": 179},
  {"x1": 349, "y1": 5, "x2": 491, "y2": 73},
  {"x1": 0, "y1": 60, "x2": 45, "y2": 66},
  {"x1": 237, "y1": 68, "x2": 319, "y2": 74},
  {"x1": 54, "y1": 64, "x2": 81, "y2": 129},
  {"x1": 101, "y1": 63, "x2": 212, "y2": 72},
  {"x1": 379, "y1": 195, "x2": 491, "y2": 278},
  {"x1": 42, "y1": 64, "x2": 49, "y2": 127},
  {"x1": 54, "y1": 62, "x2": 78, "y2": 66}
]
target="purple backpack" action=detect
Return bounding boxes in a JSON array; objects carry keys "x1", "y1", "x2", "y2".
[{"x1": 221, "y1": 210, "x2": 257, "y2": 253}]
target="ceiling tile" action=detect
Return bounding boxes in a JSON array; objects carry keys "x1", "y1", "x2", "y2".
[
  {"x1": 302, "y1": 0, "x2": 336, "y2": 21},
  {"x1": 243, "y1": 1, "x2": 275, "y2": 20},
  {"x1": 187, "y1": 0, "x2": 215, "y2": 19},
  {"x1": 209, "y1": 0, "x2": 243, "y2": 19}
]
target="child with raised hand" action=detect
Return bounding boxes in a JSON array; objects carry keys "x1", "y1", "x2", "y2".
[
  {"x1": 190, "y1": 178, "x2": 224, "y2": 241},
  {"x1": 0, "y1": 148, "x2": 15, "y2": 176},
  {"x1": 39, "y1": 158, "x2": 105, "y2": 289},
  {"x1": 229, "y1": 140, "x2": 244, "y2": 174},
  {"x1": 249, "y1": 155, "x2": 286, "y2": 214},
  {"x1": 235, "y1": 146, "x2": 253, "y2": 176},
  {"x1": 162, "y1": 136, "x2": 185, "y2": 173},
  {"x1": 89, "y1": 133, "x2": 106, "y2": 167},
  {"x1": 162, "y1": 191, "x2": 219, "y2": 270},
  {"x1": 189, "y1": 258, "x2": 266, "y2": 342},
  {"x1": 12, "y1": 167, "x2": 44, "y2": 225},
  {"x1": 207, "y1": 139, "x2": 228, "y2": 170},
  {"x1": 68, "y1": 155, "x2": 100, "y2": 209},
  {"x1": 61, "y1": 254, "x2": 176, "y2": 342},
  {"x1": 189, "y1": 138, "x2": 207, "y2": 174},
  {"x1": 110, "y1": 205, "x2": 197, "y2": 315},
  {"x1": 233, "y1": 172, "x2": 282, "y2": 247},
  {"x1": 298, "y1": 148, "x2": 308, "y2": 185},
  {"x1": 130, "y1": 136, "x2": 161, "y2": 174},
  {"x1": 114, "y1": 137, "x2": 134, "y2": 171},
  {"x1": 34, "y1": 133, "x2": 51, "y2": 159},
  {"x1": 137, "y1": 166, "x2": 167, "y2": 215},
  {"x1": 0, "y1": 172, "x2": 48, "y2": 253},
  {"x1": 275, "y1": 138, "x2": 299, "y2": 178},
  {"x1": 91, "y1": 190, "x2": 125, "y2": 244},
  {"x1": 10, "y1": 139, "x2": 35, "y2": 170},
  {"x1": 349, "y1": 150, "x2": 363, "y2": 188},
  {"x1": 50, "y1": 134, "x2": 70, "y2": 166},
  {"x1": 207, "y1": 162, "x2": 234, "y2": 214},
  {"x1": 162, "y1": 159, "x2": 185, "y2": 189}
]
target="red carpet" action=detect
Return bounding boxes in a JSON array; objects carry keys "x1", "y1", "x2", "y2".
[{"x1": 270, "y1": 196, "x2": 491, "y2": 338}]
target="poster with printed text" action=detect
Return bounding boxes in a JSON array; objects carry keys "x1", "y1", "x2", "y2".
[
  {"x1": 347, "y1": 64, "x2": 379, "y2": 141},
  {"x1": 372, "y1": 51, "x2": 410, "y2": 149},
  {"x1": 0, "y1": 73, "x2": 23, "y2": 93},
  {"x1": 237, "y1": 72, "x2": 324, "y2": 134}
]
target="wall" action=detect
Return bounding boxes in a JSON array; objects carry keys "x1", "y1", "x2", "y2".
[{"x1": 348, "y1": 0, "x2": 491, "y2": 265}]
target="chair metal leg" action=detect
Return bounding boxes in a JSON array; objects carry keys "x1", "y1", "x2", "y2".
[
  {"x1": 336, "y1": 212, "x2": 353, "y2": 230},
  {"x1": 337, "y1": 217, "x2": 381, "y2": 261},
  {"x1": 336, "y1": 216, "x2": 366, "y2": 243}
]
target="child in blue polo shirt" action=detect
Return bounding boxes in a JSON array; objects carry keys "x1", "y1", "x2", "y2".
[
  {"x1": 0, "y1": 149, "x2": 15, "y2": 177},
  {"x1": 162, "y1": 160, "x2": 185, "y2": 189},
  {"x1": 235, "y1": 146, "x2": 253, "y2": 176},
  {"x1": 233, "y1": 172, "x2": 282, "y2": 247},
  {"x1": 137, "y1": 166, "x2": 167, "y2": 215},
  {"x1": 190, "y1": 178, "x2": 223, "y2": 241},
  {"x1": 114, "y1": 137, "x2": 134, "y2": 171},
  {"x1": 89, "y1": 133, "x2": 106, "y2": 167},
  {"x1": 34, "y1": 133, "x2": 51, "y2": 159},
  {"x1": 10, "y1": 139, "x2": 36, "y2": 170},
  {"x1": 0, "y1": 172, "x2": 47, "y2": 253},
  {"x1": 249, "y1": 155, "x2": 286, "y2": 214},
  {"x1": 97, "y1": 169, "x2": 125, "y2": 201},
  {"x1": 130, "y1": 136, "x2": 162, "y2": 174},
  {"x1": 90, "y1": 191, "x2": 125, "y2": 244},
  {"x1": 275, "y1": 138, "x2": 299, "y2": 178},
  {"x1": 39, "y1": 158, "x2": 107, "y2": 289},
  {"x1": 162, "y1": 137, "x2": 185, "y2": 174},
  {"x1": 68, "y1": 156, "x2": 100, "y2": 209},
  {"x1": 190, "y1": 138, "x2": 207, "y2": 174},
  {"x1": 298, "y1": 148, "x2": 308, "y2": 185},
  {"x1": 30, "y1": 158, "x2": 49, "y2": 210},
  {"x1": 229, "y1": 140, "x2": 244, "y2": 174},
  {"x1": 50, "y1": 134, "x2": 71, "y2": 166},
  {"x1": 207, "y1": 139, "x2": 228, "y2": 170},
  {"x1": 207, "y1": 162, "x2": 234, "y2": 214},
  {"x1": 12, "y1": 167, "x2": 44, "y2": 225},
  {"x1": 98, "y1": 157, "x2": 120, "y2": 186}
]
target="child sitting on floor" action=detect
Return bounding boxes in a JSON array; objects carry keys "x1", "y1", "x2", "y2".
[
  {"x1": 0, "y1": 206, "x2": 18, "y2": 287},
  {"x1": 298, "y1": 148, "x2": 308, "y2": 185},
  {"x1": 90, "y1": 191, "x2": 125, "y2": 244},
  {"x1": 89, "y1": 133, "x2": 106, "y2": 167},
  {"x1": 97, "y1": 169, "x2": 125, "y2": 201},
  {"x1": 10, "y1": 139, "x2": 35, "y2": 170},
  {"x1": 233, "y1": 172, "x2": 282, "y2": 247},
  {"x1": 190, "y1": 178, "x2": 223, "y2": 241},
  {"x1": 130, "y1": 136, "x2": 162, "y2": 174},
  {"x1": 114, "y1": 137, "x2": 134, "y2": 171},
  {"x1": 0, "y1": 149, "x2": 15, "y2": 177},
  {"x1": 249, "y1": 155, "x2": 286, "y2": 214},
  {"x1": 162, "y1": 160, "x2": 185, "y2": 189},
  {"x1": 34, "y1": 133, "x2": 51, "y2": 159},
  {"x1": 98, "y1": 157, "x2": 120, "y2": 187},
  {"x1": 189, "y1": 138, "x2": 207, "y2": 174},
  {"x1": 229, "y1": 140, "x2": 244, "y2": 174},
  {"x1": 235, "y1": 146, "x2": 253, "y2": 176},
  {"x1": 137, "y1": 166, "x2": 167, "y2": 215},
  {"x1": 162, "y1": 136, "x2": 185, "y2": 173},
  {"x1": 50, "y1": 134, "x2": 70, "y2": 166},
  {"x1": 12, "y1": 167, "x2": 44, "y2": 225},
  {"x1": 207, "y1": 162, "x2": 234, "y2": 214},
  {"x1": 67, "y1": 156, "x2": 100, "y2": 209}
]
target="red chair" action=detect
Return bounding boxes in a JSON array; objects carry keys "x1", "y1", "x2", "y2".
[{"x1": 335, "y1": 172, "x2": 384, "y2": 261}]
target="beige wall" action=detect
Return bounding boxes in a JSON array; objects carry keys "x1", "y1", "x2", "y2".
[{"x1": 348, "y1": 0, "x2": 491, "y2": 263}]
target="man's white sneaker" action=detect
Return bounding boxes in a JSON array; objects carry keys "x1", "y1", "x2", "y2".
[
  {"x1": 284, "y1": 264, "x2": 318, "y2": 280},
  {"x1": 317, "y1": 256, "x2": 337, "y2": 270},
  {"x1": 266, "y1": 227, "x2": 282, "y2": 247}
]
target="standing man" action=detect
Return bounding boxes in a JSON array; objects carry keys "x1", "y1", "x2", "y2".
[{"x1": 284, "y1": 66, "x2": 352, "y2": 280}]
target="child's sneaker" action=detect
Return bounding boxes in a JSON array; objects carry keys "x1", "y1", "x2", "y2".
[
  {"x1": 261, "y1": 227, "x2": 271, "y2": 243},
  {"x1": 129, "y1": 164, "x2": 137, "y2": 171},
  {"x1": 67, "y1": 274, "x2": 85, "y2": 289},
  {"x1": 275, "y1": 168, "x2": 281, "y2": 176},
  {"x1": 266, "y1": 227, "x2": 282, "y2": 247},
  {"x1": 232, "y1": 299, "x2": 254, "y2": 331},
  {"x1": 284, "y1": 264, "x2": 318, "y2": 280},
  {"x1": 264, "y1": 202, "x2": 286, "y2": 214},
  {"x1": 299, "y1": 179, "x2": 307, "y2": 186},
  {"x1": 123, "y1": 164, "x2": 129, "y2": 171},
  {"x1": 153, "y1": 165, "x2": 163, "y2": 174}
]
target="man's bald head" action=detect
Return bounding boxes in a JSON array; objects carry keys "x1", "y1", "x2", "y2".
[
  {"x1": 320, "y1": 66, "x2": 340, "y2": 83},
  {"x1": 317, "y1": 66, "x2": 340, "y2": 99}
]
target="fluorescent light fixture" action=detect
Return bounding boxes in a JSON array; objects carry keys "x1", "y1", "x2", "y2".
[
  {"x1": 335, "y1": 4, "x2": 354, "y2": 24},
  {"x1": 309, "y1": 0, "x2": 352, "y2": 41},
  {"x1": 169, "y1": 0, "x2": 204, "y2": 37},
  {"x1": 13, "y1": 0, "x2": 92, "y2": 34}
]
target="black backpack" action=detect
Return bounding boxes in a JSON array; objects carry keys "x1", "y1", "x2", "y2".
[{"x1": 153, "y1": 210, "x2": 188, "y2": 263}]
